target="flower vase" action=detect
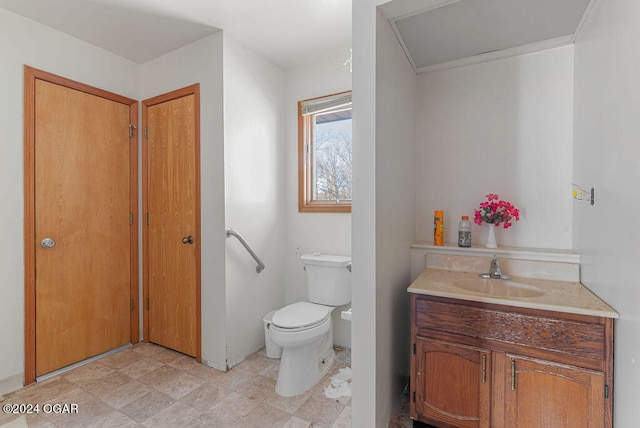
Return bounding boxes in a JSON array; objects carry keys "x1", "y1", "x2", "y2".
[{"x1": 486, "y1": 224, "x2": 497, "y2": 249}]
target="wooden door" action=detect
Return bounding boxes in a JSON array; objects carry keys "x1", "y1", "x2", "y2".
[
  {"x1": 142, "y1": 85, "x2": 200, "y2": 359},
  {"x1": 24, "y1": 67, "x2": 138, "y2": 381},
  {"x1": 505, "y1": 354, "x2": 605, "y2": 427},
  {"x1": 414, "y1": 337, "x2": 491, "y2": 428}
]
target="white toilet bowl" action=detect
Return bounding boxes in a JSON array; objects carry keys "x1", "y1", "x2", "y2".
[
  {"x1": 267, "y1": 253, "x2": 351, "y2": 397},
  {"x1": 268, "y1": 301, "x2": 336, "y2": 397}
]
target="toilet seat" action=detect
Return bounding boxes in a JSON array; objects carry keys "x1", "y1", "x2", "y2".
[{"x1": 272, "y1": 302, "x2": 331, "y2": 331}]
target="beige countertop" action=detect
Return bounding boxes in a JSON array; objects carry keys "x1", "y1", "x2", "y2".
[{"x1": 408, "y1": 268, "x2": 619, "y2": 319}]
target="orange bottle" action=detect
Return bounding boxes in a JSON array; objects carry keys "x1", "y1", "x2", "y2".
[{"x1": 434, "y1": 210, "x2": 444, "y2": 246}]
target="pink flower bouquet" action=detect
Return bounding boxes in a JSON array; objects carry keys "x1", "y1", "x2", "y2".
[{"x1": 474, "y1": 194, "x2": 520, "y2": 229}]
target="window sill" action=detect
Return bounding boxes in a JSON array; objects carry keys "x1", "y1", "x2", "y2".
[{"x1": 298, "y1": 204, "x2": 351, "y2": 213}]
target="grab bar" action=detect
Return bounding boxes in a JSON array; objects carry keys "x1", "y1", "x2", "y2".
[{"x1": 225, "y1": 227, "x2": 265, "y2": 273}]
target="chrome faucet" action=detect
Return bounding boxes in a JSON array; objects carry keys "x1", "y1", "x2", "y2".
[{"x1": 480, "y1": 255, "x2": 512, "y2": 280}]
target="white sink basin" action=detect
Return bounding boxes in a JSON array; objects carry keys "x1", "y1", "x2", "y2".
[{"x1": 453, "y1": 278, "x2": 545, "y2": 298}]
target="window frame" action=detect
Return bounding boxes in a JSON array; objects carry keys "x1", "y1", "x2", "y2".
[{"x1": 298, "y1": 91, "x2": 352, "y2": 213}]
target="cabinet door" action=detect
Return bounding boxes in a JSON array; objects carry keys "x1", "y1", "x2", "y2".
[
  {"x1": 414, "y1": 338, "x2": 491, "y2": 428},
  {"x1": 505, "y1": 354, "x2": 605, "y2": 428}
]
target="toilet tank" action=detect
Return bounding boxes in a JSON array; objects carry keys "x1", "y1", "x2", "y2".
[{"x1": 301, "y1": 253, "x2": 351, "y2": 306}]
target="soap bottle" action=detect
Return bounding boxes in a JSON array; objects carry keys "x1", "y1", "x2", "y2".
[
  {"x1": 457, "y1": 215, "x2": 471, "y2": 247},
  {"x1": 434, "y1": 210, "x2": 444, "y2": 246}
]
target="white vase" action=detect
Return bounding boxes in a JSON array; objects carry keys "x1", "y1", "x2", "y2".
[{"x1": 486, "y1": 224, "x2": 497, "y2": 249}]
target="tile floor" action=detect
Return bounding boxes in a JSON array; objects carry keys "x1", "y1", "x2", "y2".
[{"x1": 1, "y1": 343, "x2": 414, "y2": 428}]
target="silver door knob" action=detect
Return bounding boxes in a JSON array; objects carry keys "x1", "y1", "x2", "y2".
[
  {"x1": 40, "y1": 238, "x2": 56, "y2": 248},
  {"x1": 182, "y1": 236, "x2": 194, "y2": 244}
]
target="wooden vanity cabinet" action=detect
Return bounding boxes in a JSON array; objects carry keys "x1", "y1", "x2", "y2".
[
  {"x1": 503, "y1": 354, "x2": 605, "y2": 427},
  {"x1": 410, "y1": 294, "x2": 614, "y2": 428},
  {"x1": 413, "y1": 338, "x2": 491, "y2": 427}
]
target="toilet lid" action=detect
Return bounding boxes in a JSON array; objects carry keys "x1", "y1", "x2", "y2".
[{"x1": 272, "y1": 302, "x2": 331, "y2": 329}]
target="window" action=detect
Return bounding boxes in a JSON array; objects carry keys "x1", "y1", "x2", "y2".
[{"x1": 298, "y1": 91, "x2": 352, "y2": 213}]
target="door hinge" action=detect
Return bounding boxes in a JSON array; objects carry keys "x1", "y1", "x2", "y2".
[
  {"x1": 145, "y1": 298, "x2": 149, "y2": 310},
  {"x1": 145, "y1": 212, "x2": 149, "y2": 225},
  {"x1": 145, "y1": 127, "x2": 148, "y2": 139},
  {"x1": 412, "y1": 391, "x2": 416, "y2": 403},
  {"x1": 129, "y1": 212, "x2": 133, "y2": 225},
  {"x1": 129, "y1": 124, "x2": 136, "y2": 139},
  {"x1": 605, "y1": 384, "x2": 609, "y2": 399},
  {"x1": 413, "y1": 343, "x2": 416, "y2": 355},
  {"x1": 130, "y1": 299, "x2": 134, "y2": 312}
]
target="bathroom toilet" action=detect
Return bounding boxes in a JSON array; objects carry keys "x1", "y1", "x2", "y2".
[{"x1": 267, "y1": 253, "x2": 351, "y2": 397}]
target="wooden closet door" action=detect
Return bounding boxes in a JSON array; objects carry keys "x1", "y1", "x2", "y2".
[
  {"x1": 32, "y1": 77, "x2": 134, "y2": 377},
  {"x1": 143, "y1": 85, "x2": 200, "y2": 358}
]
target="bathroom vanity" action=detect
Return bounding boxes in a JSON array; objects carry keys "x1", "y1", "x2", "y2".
[{"x1": 407, "y1": 248, "x2": 618, "y2": 428}]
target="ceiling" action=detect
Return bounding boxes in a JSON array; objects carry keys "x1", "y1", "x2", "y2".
[
  {"x1": 0, "y1": 0, "x2": 352, "y2": 68},
  {"x1": 381, "y1": 0, "x2": 595, "y2": 73},
  {"x1": 0, "y1": 0, "x2": 596, "y2": 73}
]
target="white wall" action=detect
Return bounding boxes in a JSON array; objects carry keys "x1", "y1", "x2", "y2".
[
  {"x1": 572, "y1": 0, "x2": 640, "y2": 425},
  {"x1": 139, "y1": 33, "x2": 227, "y2": 370},
  {"x1": 352, "y1": 0, "x2": 417, "y2": 426},
  {"x1": 284, "y1": 56, "x2": 352, "y2": 348},
  {"x1": 415, "y1": 46, "x2": 574, "y2": 249},
  {"x1": 0, "y1": 8, "x2": 139, "y2": 395},
  {"x1": 223, "y1": 35, "x2": 287, "y2": 367},
  {"x1": 352, "y1": 0, "x2": 382, "y2": 424},
  {"x1": 374, "y1": 8, "x2": 417, "y2": 423}
]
